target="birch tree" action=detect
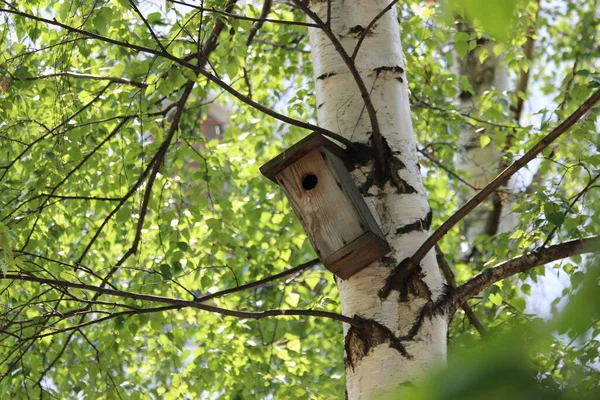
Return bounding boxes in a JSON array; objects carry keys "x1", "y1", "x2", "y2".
[{"x1": 0, "y1": 0, "x2": 599, "y2": 398}]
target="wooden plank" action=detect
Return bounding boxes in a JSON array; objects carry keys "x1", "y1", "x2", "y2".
[
  {"x1": 324, "y1": 149, "x2": 388, "y2": 243},
  {"x1": 276, "y1": 150, "x2": 365, "y2": 259},
  {"x1": 323, "y1": 232, "x2": 390, "y2": 279}
]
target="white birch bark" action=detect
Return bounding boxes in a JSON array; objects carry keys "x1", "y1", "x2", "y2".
[{"x1": 307, "y1": 1, "x2": 447, "y2": 398}]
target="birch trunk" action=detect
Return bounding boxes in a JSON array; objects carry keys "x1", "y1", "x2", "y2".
[{"x1": 307, "y1": 1, "x2": 447, "y2": 398}]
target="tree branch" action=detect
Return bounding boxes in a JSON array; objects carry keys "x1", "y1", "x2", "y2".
[
  {"x1": 485, "y1": 0, "x2": 541, "y2": 236},
  {"x1": 410, "y1": 88, "x2": 600, "y2": 267},
  {"x1": 418, "y1": 147, "x2": 479, "y2": 190},
  {"x1": 0, "y1": 8, "x2": 196, "y2": 70},
  {"x1": 197, "y1": 258, "x2": 320, "y2": 302},
  {"x1": 450, "y1": 235, "x2": 600, "y2": 308},
  {"x1": 24, "y1": 72, "x2": 147, "y2": 88},
  {"x1": 0, "y1": 83, "x2": 112, "y2": 183},
  {"x1": 128, "y1": 0, "x2": 168, "y2": 53},
  {"x1": 1, "y1": 273, "x2": 359, "y2": 327},
  {"x1": 512, "y1": 0, "x2": 540, "y2": 124},
  {"x1": 192, "y1": 63, "x2": 356, "y2": 150},
  {"x1": 167, "y1": 0, "x2": 319, "y2": 28},
  {"x1": 350, "y1": 0, "x2": 399, "y2": 60}
]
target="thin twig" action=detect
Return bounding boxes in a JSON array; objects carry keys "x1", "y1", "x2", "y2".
[
  {"x1": 23, "y1": 71, "x2": 147, "y2": 88},
  {"x1": 197, "y1": 258, "x2": 320, "y2": 302},
  {"x1": 351, "y1": 0, "x2": 399, "y2": 60}
]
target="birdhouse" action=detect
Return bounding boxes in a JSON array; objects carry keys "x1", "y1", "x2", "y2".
[{"x1": 260, "y1": 133, "x2": 391, "y2": 279}]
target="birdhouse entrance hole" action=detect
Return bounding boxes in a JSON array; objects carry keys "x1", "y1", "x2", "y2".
[
  {"x1": 260, "y1": 132, "x2": 391, "y2": 279},
  {"x1": 302, "y1": 174, "x2": 318, "y2": 191}
]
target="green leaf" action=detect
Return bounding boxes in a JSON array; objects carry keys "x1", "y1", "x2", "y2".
[
  {"x1": 286, "y1": 339, "x2": 301, "y2": 353},
  {"x1": 454, "y1": 32, "x2": 469, "y2": 58},
  {"x1": 547, "y1": 212, "x2": 565, "y2": 227},
  {"x1": 93, "y1": 7, "x2": 113, "y2": 36},
  {"x1": 286, "y1": 292, "x2": 300, "y2": 308},
  {"x1": 489, "y1": 292, "x2": 503, "y2": 306},
  {"x1": 480, "y1": 134, "x2": 491, "y2": 148},
  {"x1": 451, "y1": 0, "x2": 518, "y2": 41}
]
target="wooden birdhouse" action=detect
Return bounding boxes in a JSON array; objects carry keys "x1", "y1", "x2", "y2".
[{"x1": 260, "y1": 133, "x2": 391, "y2": 279}]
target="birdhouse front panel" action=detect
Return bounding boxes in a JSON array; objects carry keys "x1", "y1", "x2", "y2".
[
  {"x1": 274, "y1": 149, "x2": 366, "y2": 260},
  {"x1": 260, "y1": 133, "x2": 391, "y2": 279}
]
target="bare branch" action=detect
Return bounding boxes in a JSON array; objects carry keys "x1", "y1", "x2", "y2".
[
  {"x1": 37, "y1": 194, "x2": 123, "y2": 202},
  {"x1": 128, "y1": 0, "x2": 168, "y2": 53},
  {"x1": 20, "y1": 117, "x2": 133, "y2": 249},
  {"x1": 0, "y1": 8, "x2": 196, "y2": 70},
  {"x1": 253, "y1": 38, "x2": 310, "y2": 53},
  {"x1": 192, "y1": 63, "x2": 356, "y2": 150},
  {"x1": 450, "y1": 235, "x2": 600, "y2": 307},
  {"x1": 418, "y1": 147, "x2": 479, "y2": 190},
  {"x1": 0, "y1": 83, "x2": 112, "y2": 183}
]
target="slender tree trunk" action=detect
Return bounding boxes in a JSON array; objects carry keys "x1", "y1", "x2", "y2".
[
  {"x1": 454, "y1": 33, "x2": 512, "y2": 256},
  {"x1": 307, "y1": 2, "x2": 447, "y2": 398}
]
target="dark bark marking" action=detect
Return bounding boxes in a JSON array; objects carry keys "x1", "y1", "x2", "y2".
[
  {"x1": 344, "y1": 141, "x2": 373, "y2": 171},
  {"x1": 400, "y1": 302, "x2": 434, "y2": 341},
  {"x1": 380, "y1": 255, "x2": 398, "y2": 267},
  {"x1": 374, "y1": 65, "x2": 405, "y2": 75},
  {"x1": 343, "y1": 136, "x2": 417, "y2": 194},
  {"x1": 317, "y1": 72, "x2": 337, "y2": 80},
  {"x1": 395, "y1": 209, "x2": 432, "y2": 235},
  {"x1": 435, "y1": 284, "x2": 457, "y2": 317},
  {"x1": 317, "y1": 102, "x2": 325, "y2": 109},
  {"x1": 378, "y1": 258, "x2": 431, "y2": 301},
  {"x1": 375, "y1": 136, "x2": 417, "y2": 194},
  {"x1": 349, "y1": 25, "x2": 366, "y2": 36},
  {"x1": 345, "y1": 316, "x2": 411, "y2": 370}
]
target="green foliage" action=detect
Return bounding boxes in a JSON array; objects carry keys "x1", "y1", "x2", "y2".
[
  {"x1": 398, "y1": 261, "x2": 600, "y2": 400},
  {"x1": 0, "y1": 0, "x2": 598, "y2": 398}
]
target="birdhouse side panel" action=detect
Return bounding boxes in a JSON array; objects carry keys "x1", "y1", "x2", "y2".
[
  {"x1": 325, "y1": 153, "x2": 388, "y2": 243},
  {"x1": 275, "y1": 150, "x2": 367, "y2": 260}
]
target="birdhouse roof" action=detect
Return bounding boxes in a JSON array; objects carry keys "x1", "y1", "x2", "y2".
[{"x1": 260, "y1": 132, "x2": 347, "y2": 183}]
